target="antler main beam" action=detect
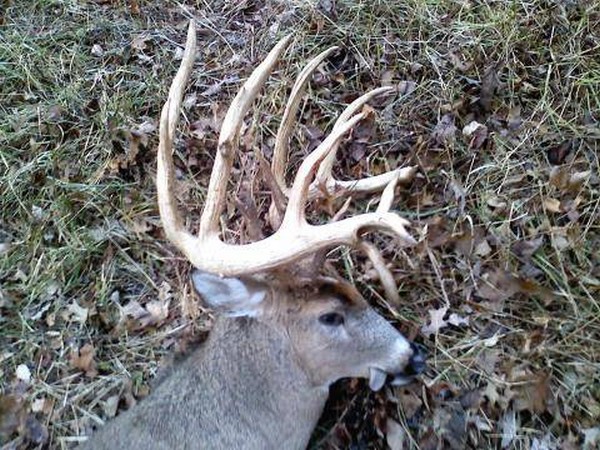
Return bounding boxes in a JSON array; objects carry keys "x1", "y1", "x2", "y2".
[{"x1": 157, "y1": 21, "x2": 415, "y2": 276}]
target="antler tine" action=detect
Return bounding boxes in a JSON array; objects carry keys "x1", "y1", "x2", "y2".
[
  {"x1": 315, "y1": 86, "x2": 395, "y2": 184},
  {"x1": 199, "y1": 33, "x2": 293, "y2": 239},
  {"x1": 282, "y1": 113, "x2": 366, "y2": 227},
  {"x1": 310, "y1": 87, "x2": 417, "y2": 199},
  {"x1": 157, "y1": 21, "x2": 415, "y2": 276},
  {"x1": 157, "y1": 21, "x2": 198, "y2": 251},
  {"x1": 271, "y1": 46, "x2": 338, "y2": 194}
]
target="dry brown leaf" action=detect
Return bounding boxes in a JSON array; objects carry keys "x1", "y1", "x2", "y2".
[
  {"x1": 567, "y1": 171, "x2": 590, "y2": 193},
  {"x1": 462, "y1": 120, "x2": 488, "y2": 149},
  {"x1": 547, "y1": 141, "x2": 572, "y2": 165},
  {"x1": 432, "y1": 114, "x2": 457, "y2": 144},
  {"x1": 398, "y1": 80, "x2": 417, "y2": 96},
  {"x1": 475, "y1": 268, "x2": 522, "y2": 302},
  {"x1": 500, "y1": 408, "x2": 517, "y2": 448},
  {"x1": 512, "y1": 371, "x2": 552, "y2": 414},
  {"x1": 476, "y1": 349, "x2": 500, "y2": 375},
  {"x1": 507, "y1": 106, "x2": 522, "y2": 130},
  {"x1": 543, "y1": 197, "x2": 562, "y2": 213},
  {"x1": 479, "y1": 63, "x2": 501, "y2": 113},
  {"x1": 0, "y1": 394, "x2": 27, "y2": 439},
  {"x1": 385, "y1": 418, "x2": 406, "y2": 450},
  {"x1": 145, "y1": 300, "x2": 170, "y2": 323},
  {"x1": 64, "y1": 301, "x2": 89, "y2": 325},
  {"x1": 381, "y1": 70, "x2": 395, "y2": 86},
  {"x1": 421, "y1": 306, "x2": 448, "y2": 337},
  {"x1": 69, "y1": 343, "x2": 98, "y2": 378},
  {"x1": 102, "y1": 395, "x2": 120, "y2": 418},
  {"x1": 487, "y1": 195, "x2": 508, "y2": 211},
  {"x1": 131, "y1": 34, "x2": 149, "y2": 51},
  {"x1": 483, "y1": 381, "x2": 501, "y2": 406},
  {"x1": 122, "y1": 300, "x2": 147, "y2": 321},
  {"x1": 30, "y1": 397, "x2": 52, "y2": 416},
  {"x1": 511, "y1": 236, "x2": 544, "y2": 259},
  {"x1": 123, "y1": 288, "x2": 170, "y2": 330},
  {"x1": 447, "y1": 313, "x2": 469, "y2": 327},
  {"x1": 549, "y1": 166, "x2": 570, "y2": 189},
  {"x1": 474, "y1": 238, "x2": 492, "y2": 257},
  {"x1": 396, "y1": 387, "x2": 423, "y2": 418}
]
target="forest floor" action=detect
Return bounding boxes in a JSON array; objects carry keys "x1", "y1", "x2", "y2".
[{"x1": 1, "y1": 0, "x2": 599, "y2": 449}]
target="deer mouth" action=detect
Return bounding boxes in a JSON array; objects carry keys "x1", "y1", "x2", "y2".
[
  {"x1": 368, "y1": 367, "x2": 419, "y2": 391},
  {"x1": 368, "y1": 343, "x2": 427, "y2": 391}
]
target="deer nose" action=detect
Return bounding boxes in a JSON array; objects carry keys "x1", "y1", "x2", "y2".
[{"x1": 406, "y1": 343, "x2": 426, "y2": 375}]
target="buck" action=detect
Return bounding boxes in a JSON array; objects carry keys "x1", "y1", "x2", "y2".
[{"x1": 80, "y1": 22, "x2": 425, "y2": 450}]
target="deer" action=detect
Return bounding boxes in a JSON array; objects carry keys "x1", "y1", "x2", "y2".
[{"x1": 79, "y1": 21, "x2": 425, "y2": 450}]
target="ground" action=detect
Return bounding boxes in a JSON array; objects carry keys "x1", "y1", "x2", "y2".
[{"x1": 0, "y1": 0, "x2": 599, "y2": 449}]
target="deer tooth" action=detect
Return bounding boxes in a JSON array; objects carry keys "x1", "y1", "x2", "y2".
[
  {"x1": 368, "y1": 367, "x2": 387, "y2": 391},
  {"x1": 390, "y1": 374, "x2": 413, "y2": 387}
]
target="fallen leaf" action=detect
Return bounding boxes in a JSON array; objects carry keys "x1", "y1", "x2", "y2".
[
  {"x1": 102, "y1": 395, "x2": 120, "y2": 418},
  {"x1": 396, "y1": 387, "x2": 423, "y2": 418},
  {"x1": 381, "y1": 70, "x2": 395, "y2": 86},
  {"x1": 567, "y1": 171, "x2": 590, "y2": 193},
  {"x1": 482, "y1": 381, "x2": 501, "y2": 405},
  {"x1": 0, "y1": 394, "x2": 27, "y2": 440},
  {"x1": 511, "y1": 236, "x2": 544, "y2": 259},
  {"x1": 30, "y1": 398, "x2": 52, "y2": 415},
  {"x1": 512, "y1": 371, "x2": 552, "y2": 414},
  {"x1": 69, "y1": 343, "x2": 97, "y2": 378},
  {"x1": 123, "y1": 290, "x2": 170, "y2": 330},
  {"x1": 397, "y1": 80, "x2": 417, "y2": 96},
  {"x1": 23, "y1": 415, "x2": 48, "y2": 445},
  {"x1": 448, "y1": 313, "x2": 469, "y2": 327},
  {"x1": 432, "y1": 114, "x2": 457, "y2": 144},
  {"x1": 91, "y1": 44, "x2": 104, "y2": 57},
  {"x1": 475, "y1": 268, "x2": 521, "y2": 302},
  {"x1": 0, "y1": 242, "x2": 11, "y2": 256},
  {"x1": 183, "y1": 93, "x2": 197, "y2": 110},
  {"x1": 385, "y1": 418, "x2": 406, "y2": 450},
  {"x1": 583, "y1": 427, "x2": 600, "y2": 450},
  {"x1": 474, "y1": 238, "x2": 492, "y2": 257},
  {"x1": 122, "y1": 300, "x2": 147, "y2": 321},
  {"x1": 15, "y1": 364, "x2": 31, "y2": 383},
  {"x1": 131, "y1": 34, "x2": 149, "y2": 51},
  {"x1": 448, "y1": 51, "x2": 472, "y2": 72},
  {"x1": 543, "y1": 198, "x2": 562, "y2": 213},
  {"x1": 64, "y1": 301, "x2": 89, "y2": 325},
  {"x1": 421, "y1": 306, "x2": 448, "y2": 337},
  {"x1": 145, "y1": 299, "x2": 170, "y2": 323},
  {"x1": 469, "y1": 414, "x2": 493, "y2": 432},
  {"x1": 499, "y1": 408, "x2": 517, "y2": 448},
  {"x1": 547, "y1": 141, "x2": 572, "y2": 165},
  {"x1": 462, "y1": 120, "x2": 488, "y2": 149},
  {"x1": 507, "y1": 106, "x2": 522, "y2": 130},
  {"x1": 479, "y1": 64, "x2": 501, "y2": 113}
]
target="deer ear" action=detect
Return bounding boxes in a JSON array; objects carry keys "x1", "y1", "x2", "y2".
[{"x1": 191, "y1": 270, "x2": 268, "y2": 318}]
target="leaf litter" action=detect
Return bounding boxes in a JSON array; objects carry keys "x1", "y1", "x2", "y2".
[{"x1": 1, "y1": 1, "x2": 599, "y2": 449}]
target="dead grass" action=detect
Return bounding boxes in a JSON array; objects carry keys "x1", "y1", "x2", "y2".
[{"x1": 1, "y1": 0, "x2": 599, "y2": 449}]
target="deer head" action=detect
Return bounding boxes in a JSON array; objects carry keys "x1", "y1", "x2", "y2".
[
  {"x1": 157, "y1": 21, "x2": 424, "y2": 391},
  {"x1": 84, "y1": 20, "x2": 428, "y2": 450}
]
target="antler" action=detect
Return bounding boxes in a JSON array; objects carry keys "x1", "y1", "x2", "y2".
[
  {"x1": 269, "y1": 50, "x2": 416, "y2": 229},
  {"x1": 157, "y1": 21, "x2": 415, "y2": 276}
]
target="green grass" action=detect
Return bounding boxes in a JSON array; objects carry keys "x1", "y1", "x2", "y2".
[{"x1": 1, "y1": 0, "x2": 599, "y2": 448}]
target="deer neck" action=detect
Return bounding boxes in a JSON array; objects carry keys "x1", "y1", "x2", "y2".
[{"x1": 188, "y1": 316, "x2": 328, "y2": 448}]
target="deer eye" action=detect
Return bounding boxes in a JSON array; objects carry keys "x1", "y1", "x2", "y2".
[{"x1": 318, "y1": 312, "x2": 345, "y2": 326}]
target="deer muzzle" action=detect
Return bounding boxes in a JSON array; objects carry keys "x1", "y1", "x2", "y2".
[{"x1": 369, "y1": 342, "x2": 427, "y2": 391}]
